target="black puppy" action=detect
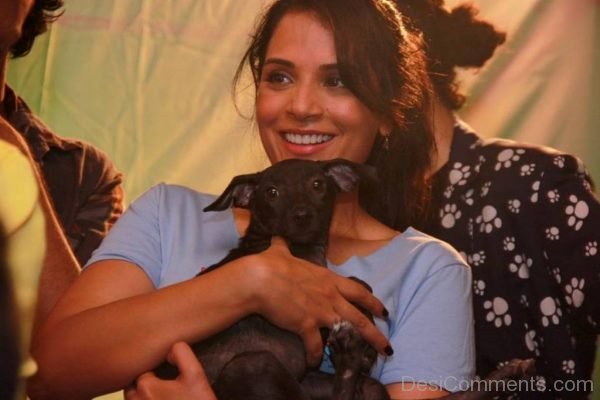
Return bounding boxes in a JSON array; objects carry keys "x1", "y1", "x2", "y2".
[{"x1": 155, "y1": 158, "x2": 389, "y2": 400}]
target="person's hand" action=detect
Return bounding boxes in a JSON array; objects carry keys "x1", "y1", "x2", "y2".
[
  {"x1": 246, "y1": 237, "x2": 392, "y2": 367},
  {"x1": 124, "y1": 342, "x2": 216, "y2": 400}
]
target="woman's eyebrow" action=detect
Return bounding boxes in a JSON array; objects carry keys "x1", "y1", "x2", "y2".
[
  {"x1": 264, "y1": 58, "x2": 294, "y2": 67},
  {"x1": 263, "y1": 59, "x2": 339, "y2": 72}
]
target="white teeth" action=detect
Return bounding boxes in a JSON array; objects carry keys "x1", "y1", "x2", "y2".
[{"x1": 283, "y1": 133, "x2": 333, "y2": 145}]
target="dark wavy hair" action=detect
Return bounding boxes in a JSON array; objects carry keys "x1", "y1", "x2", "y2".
[
  {"x1": 234, "y1": 0, "x2": 435, "y2": 230},
  {"x1": 393, "y1": 0, "x2": 506, "y2": 109},
  {"x1": 10, "y1": 0, "x2": 64, "y2": 58}
]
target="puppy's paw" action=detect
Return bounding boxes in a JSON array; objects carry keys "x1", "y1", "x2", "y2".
[
  {"x1": 486, "y1": 358, "x2": 536, "y2": 382},
  {"x1": 328, "y1": 321, "x2": 376, "y2": 375}
]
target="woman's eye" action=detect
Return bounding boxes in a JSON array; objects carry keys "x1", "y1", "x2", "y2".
[
  {"x1": 264, "y1": 71, "x2": 291, "y2": 85},
  {"x1": 266, "y1": 187, "x2": 279, "y2": 198},
  {"x1": 324, "y1": 75, "x2": 345, "y2": 88}
]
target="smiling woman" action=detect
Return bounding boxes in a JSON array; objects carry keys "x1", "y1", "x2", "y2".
[
  {"x1": 30, "y1": 1, "x2": 473, "y2": 399},
  {"x1": 237, "y1": 0, "x2": 435, "y2": 231},
  {"x1": 256, "y1": 12, "x2": 385, "y2": 164}
]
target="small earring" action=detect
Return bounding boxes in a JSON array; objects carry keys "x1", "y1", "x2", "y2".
[{"x1": 382, "y1": 132, "x2": 390, "y2": 151}]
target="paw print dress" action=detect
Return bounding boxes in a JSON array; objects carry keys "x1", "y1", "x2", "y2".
[{"x1": 419, "y1": 121, "x2": 600, "y2": 400}]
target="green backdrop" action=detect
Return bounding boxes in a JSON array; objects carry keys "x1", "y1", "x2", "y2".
[{"x1": 7, "y1": 1, "x2": 598, "y2": 399}]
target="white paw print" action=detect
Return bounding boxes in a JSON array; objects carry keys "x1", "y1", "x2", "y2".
[
  {"x1": 480, "y1": 181, "x2": 491, "y2": 197},
  {"x1": 509, "y1": 254, "x2": 532, "y2": 279},
  {"x1": 449, "y1": 162, "x2": 471, "y2": 186},
  {"x1": 508, "y1": 199, "x2": 521, "y2": 214},
  {"x1": 503, "y1": 236, "x2": 516, "y2": 251},
  {"x1": 444, "y1": 185, "x2": 454, "y2": 198},
  {"x1": 562, "y1": 360, "x2": 575, "y2": 375},
  {"x1": 463, "y1": 189, "x2": 475, "y2": 206},
  {"x1": 520, "y1": 163, "x2": 536, "y2": 176},
  {"x1": 476, "y1": 205, "x2": 502, "y2": 233},
  {"x1": 468, "y1": 251, "x2": 486, "y2": 266},
  {"x1": 467, "y1": 218, "x2": 474, "y2": 237},
  {"x1": 530, "y1": 181, "x2": 540, "y2": 203},
  {"x1": 494, "y1": 148, "x2": 526, "y2": 171},
  {"x1": 554, "y1": 156, "x2": 565, "y2": 168},
  {"x1": 547, "y1": 189, "x2": 560, "y2": 203},
  {"x1": 551, "y1": 267, "x2": 561, "y2": 284},
  {"x1": 545, "y1": 226, "x2": 560, "y2": 241},
  {"x1": 565, "y1": 195, "x2": 589, "y2": 231},
  {"x1": 565, "y1": 278, "x2": 585, "y2": 308},
  {"x1": 540, "y1": 297, "x2": 562, "y2": 327},
  {"x1": 484, "y1": 297, "x2": 512, "y2": 327},
  {"x1": 440, "y1": 203, "x2": 462, "y2": 229},
  {"x1": 520, "y1": 294, "x2": 529, "y2": 307},
  {"x1": 585, "y1": 241, "x2": 598, "y2": 257},
  {"x1": 473, "y1": 280, "x2": 486, "y2": 296},
  {"x1": 525, "y1": 328, "x2": 540, "y2": 356}
]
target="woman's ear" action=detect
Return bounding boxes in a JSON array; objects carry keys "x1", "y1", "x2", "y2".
[{"x1": 378, "y1": 119, "x2": 393, "y2": 137}]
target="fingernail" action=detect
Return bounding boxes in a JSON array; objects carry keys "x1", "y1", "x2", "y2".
[
  {"x1": 382, "y1": 307, "x2": 389, "y2": 318},
  {"x1": 384, "y1": 346, "x2": 394, "y2": 356}
]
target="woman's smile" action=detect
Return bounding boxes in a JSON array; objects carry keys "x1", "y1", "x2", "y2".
[
  {"x1": 279, "y1": 130, "x2": 335, "y2": 156},
  {"x1": 256, "y1": 11, "x2": 387, "y2": 164}
]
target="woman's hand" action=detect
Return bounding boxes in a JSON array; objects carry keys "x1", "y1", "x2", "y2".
[
  {"x1": 244, "y1": 237, "x2": 391, "y2": 366},
  {"x1": 124, "y1": 342, "x2": 216, "y2": 400}
]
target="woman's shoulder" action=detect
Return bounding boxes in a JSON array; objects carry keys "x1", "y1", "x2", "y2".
[
  {"x1": 368, "y1": 227, "x2": 469, "y2": 282},
  {"x1": 478, "y1": 137, "x2": 586, "y2": 175},
  {"x1": 133, "y1": 183, "x2": 218, "y2": 210},
  {"x1": 399, "y1": 227, "x2": 468, "y2": 268}
]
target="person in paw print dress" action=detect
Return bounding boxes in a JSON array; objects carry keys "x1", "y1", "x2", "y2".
[{"x1": 391, "y1": 1, "x2": 600, "y2": 398}]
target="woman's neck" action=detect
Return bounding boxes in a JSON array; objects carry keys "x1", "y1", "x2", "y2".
[
  {"x1": 430, "y1": 95, "x2": 456, "y2": 174},
  {"x1": 329, "y1": 191, "x2": 396, "y2": 241}
]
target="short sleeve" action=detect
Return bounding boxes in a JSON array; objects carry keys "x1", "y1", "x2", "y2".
[
  {"x1": 85, "y1": 184, "x2": 163, "y2": 287},
  {"x1": 380, "y1": 263, "x2": 475, "y2": 392}
]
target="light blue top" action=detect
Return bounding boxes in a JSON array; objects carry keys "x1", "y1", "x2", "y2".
[{"x1": 87, "y1": 183, "x2": 475, "y2": 392}]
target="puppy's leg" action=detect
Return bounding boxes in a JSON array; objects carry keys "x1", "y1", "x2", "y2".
[
  {"x1": 441, "y1": 358, "x2": 535, "y2": 400},
  {"x1": 213, "y1": 350, "x2": 311, "y2": 400},
  {"x1": 328, "y1": 321, "x2": 389, "y2": 400}
]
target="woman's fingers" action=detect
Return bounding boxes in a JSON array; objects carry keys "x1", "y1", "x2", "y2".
[
  {"x1": 168, "y1": 342, "x2": 212, "y2": 391},
  {"x1": 253, "y1": 238, "x2": 392, "y2": 362},
  {"x1": 336, "y1": 275, "x2": 389, "y2": 320},
  {"x1": 124, "y1": 342, "x2": 217, "y2": 400},
  {"x1": 331, "y1": 293, "x2": 393, "y2": 357}
]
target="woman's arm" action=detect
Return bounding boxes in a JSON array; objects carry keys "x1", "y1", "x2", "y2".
[{"x1": 30, "y1": 238, "x2": 389, "y2": 399}]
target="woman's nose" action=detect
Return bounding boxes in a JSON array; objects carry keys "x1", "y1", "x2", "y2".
[{"x1": 287, "y1": 84, "x2": 323, "y2": 121}]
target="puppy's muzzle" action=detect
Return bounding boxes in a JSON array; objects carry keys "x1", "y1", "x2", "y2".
[{"x1": 291, "y1": 207, "x2": 315, "y2": 228}]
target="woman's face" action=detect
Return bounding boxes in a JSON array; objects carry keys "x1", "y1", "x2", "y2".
[
  {"x1": 256, "y1": 11, "x2": 388, "y2": 164},
  {"x1": 0, "y1": 0, "x2": 34, "y2": 50}
]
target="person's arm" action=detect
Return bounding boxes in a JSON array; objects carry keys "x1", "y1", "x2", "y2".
[
  {"x1": 0, "y1": 117, "x2": 80, "y2": 333},
  {"x1": 65, "y1": 145, "x2": 124, "y2": 265},
  {"x1": 29, "y1": 238, "x2": 389, "y2": 400},
  {"x1": 538, "y1": 155, "x2": 600, "y2": 330}
]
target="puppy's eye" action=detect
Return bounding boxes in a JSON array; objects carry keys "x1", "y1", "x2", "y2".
[
  {"x1": 312, "y1": 179, "x2": 325, "y2": 192},
  {"x1": 266, "y1": 187, "x2": 279, "y2": 199}
]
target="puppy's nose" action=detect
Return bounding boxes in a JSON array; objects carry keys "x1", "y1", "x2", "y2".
[{"x1": 292, "y1": 208, "x2": 313, "y2": 226}]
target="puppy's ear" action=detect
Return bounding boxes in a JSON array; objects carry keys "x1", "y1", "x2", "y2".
[
  {"x1": 321, "y1": 159, "x2": 378, "y2": 192},
  {"x1": 204, "y1": 172, "x2": 262, "y2": 211}
]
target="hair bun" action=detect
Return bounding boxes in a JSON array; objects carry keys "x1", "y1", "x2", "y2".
[{"x1": 444, "y1": 4, "x2": 506, "y2": 68}]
